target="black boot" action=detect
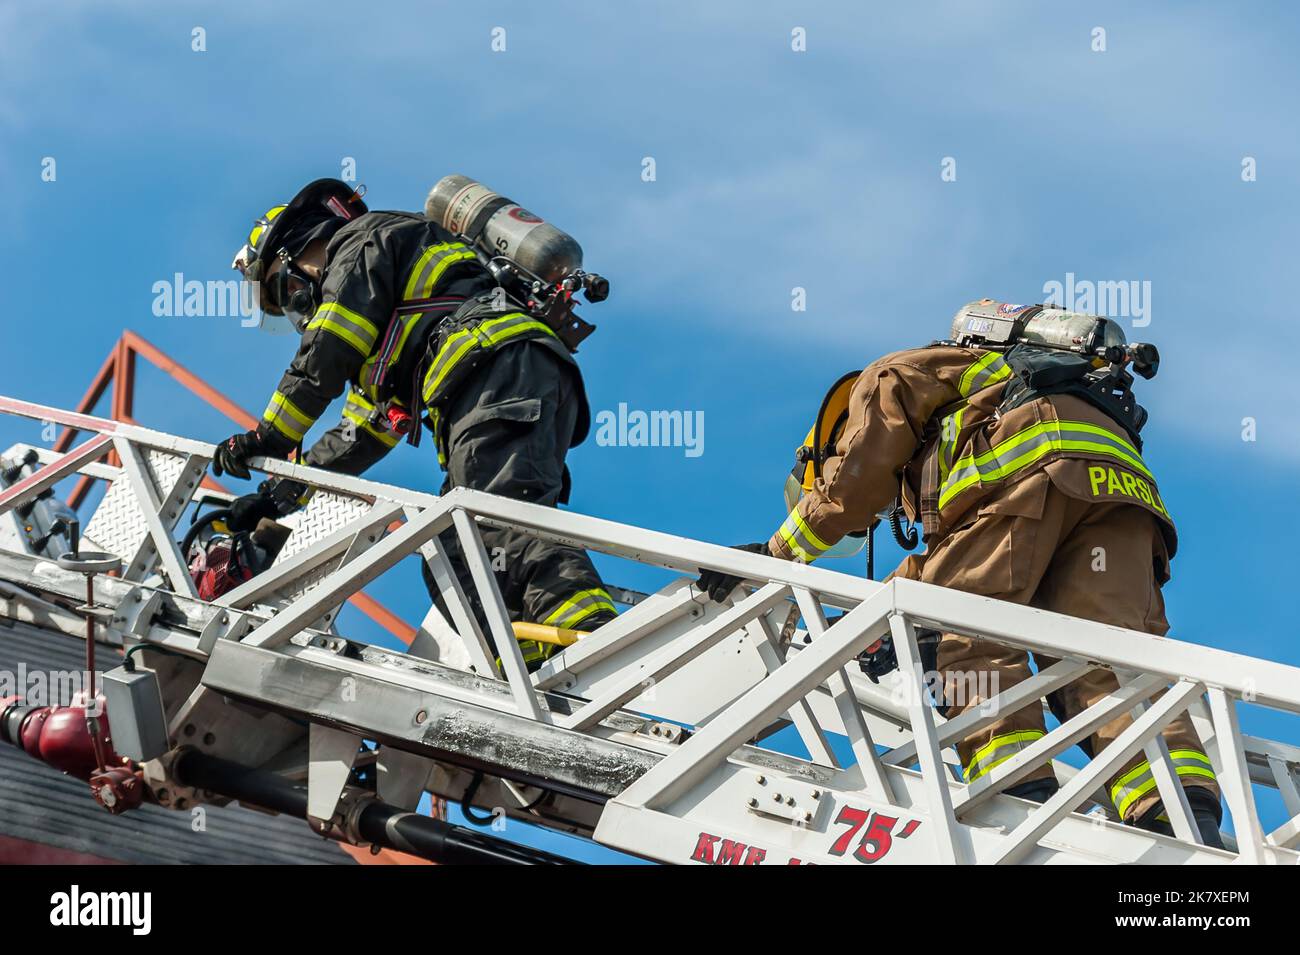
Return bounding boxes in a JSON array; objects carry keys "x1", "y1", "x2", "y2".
[
  {"x1": 1133, "y1": 789, "x2": 1225, "y2": 849},
  {"x1": 1004, "y1": 778, "x2": 1059, "y2": 804},
  {"x1": 522, "y1": 611, "x2": 617, "y2": 673}
]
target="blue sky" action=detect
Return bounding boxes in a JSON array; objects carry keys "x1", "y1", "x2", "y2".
[{"x1": 2, "y1": 1, "x2": 1298, "y2": 859}]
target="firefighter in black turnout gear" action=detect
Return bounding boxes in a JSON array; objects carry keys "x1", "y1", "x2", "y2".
[{"x1": 218, "y1": 179, "x2": 616, "y2": 667}]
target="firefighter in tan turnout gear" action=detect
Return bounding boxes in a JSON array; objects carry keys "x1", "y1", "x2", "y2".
[{"x1": 698, "y1": 299, "x2": 1223, "y2": 846}]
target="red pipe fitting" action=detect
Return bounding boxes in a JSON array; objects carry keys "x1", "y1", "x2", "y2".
[{"x1": 0, "y1": 696, "x2": 143, "y2": 814}]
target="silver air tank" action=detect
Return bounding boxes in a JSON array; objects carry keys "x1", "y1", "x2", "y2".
[
  {"x1": 950, "y1": 299, "x2": 1126, "y2": 353},
  {"x1": 1022, "y1": 306, "x2": 1127, "y2": 352},
  {"x1": 424, "y1": 175, "x2": 583, "y2": 284}
]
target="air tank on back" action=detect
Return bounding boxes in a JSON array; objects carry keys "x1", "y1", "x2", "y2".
[
  {"x1": 1021, "y1": 306, "x2": 1127, "y2": 353},
  {"x1": 424, "y1": 175, "x2": 584, "y2": 284},
  {"x1": 951, "y1": 299, "x2": 1127, "y2": 354}
]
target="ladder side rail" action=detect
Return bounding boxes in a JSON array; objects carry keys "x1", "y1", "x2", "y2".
[
  {"x1": 1206, "y1": 687, "x2": 1267, "y2": 864},
  {"x1": 17, "y1": 444, "x2": 119, "y2": 482},
  {"x1": 891, "y1": 579, "x2": 1300, "y2": 715},
  {"x1": 0, "y1": 434, "x2": 114, "y2": 516},
  {"x1": 438, "y1": 486, "x2": 880, "y2": 607},
  {"x1": 450, "y1": 506, "x2": 542, "y2": 720},
  {"x1": 240, "y1": 503, "x2": 454, "y2": 650},
  {"x1": 745, "y1": 609, "x2": 839, "y2": 768},
  {"x1": 0, "y1": 394, "x2": 442, "y2": 511},
  {"x1": 214, "y1": 500, "x2": 406, "y2": 609},
  {"x1": 884, "y1": 659, "x2": 1093, "y2": 768},
  {"x1": 614, "y1": 586, "x2": 894, "y2": 813},
  {"x1": 953, "y1": 673, "x2": 1166, "y2": 813},
  {"x1": 111, "y1": 437, "x2": 199, "y2": 597},
  {"x1": 793, "y1": 586, "x2": 895, "y2": 802},
  {"x1": 556, "y1": 583, "x2": 793, "y2": 732},
  {"x1": 990, "y1": 680, "x2": 1205, "y2": 865},
  {"x1": 531, "y1": 581, "x2": 702, "y2": 689}
]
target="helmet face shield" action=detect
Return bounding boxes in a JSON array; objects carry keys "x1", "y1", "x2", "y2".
[{"x1": 254, "y1": 310, "x2": 300, "y2": 336}]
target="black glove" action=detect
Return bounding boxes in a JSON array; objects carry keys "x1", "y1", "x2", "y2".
[
  {"x1": 212, "y1": 431, "x2": 270, "y2": 480},
  {"x1": 224, "y1": 490, "x2": 281, "y2": 534},
  {"x1": 857, "y1": 635, "x2": 897, "y2": 684},
  {"x1": 696, "y1": 542, "x2": 769, "y2": 603}
]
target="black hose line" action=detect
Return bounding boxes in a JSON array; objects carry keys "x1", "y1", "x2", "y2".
[
  {"x1": 173, "y1": 749, "x2": 579, "y2": 865},
  {"x1": 180, "y1": 508, "x2": 233, "y2": 558}
]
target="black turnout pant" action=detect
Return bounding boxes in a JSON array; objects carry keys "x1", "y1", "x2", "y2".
[{"x1": 420, "y1": 342, "x2": 613, "y2": 655}]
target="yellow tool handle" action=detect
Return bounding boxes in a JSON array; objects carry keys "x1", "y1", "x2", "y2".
[{"x1": 511, "y1": 621, "x2": 586, "y2": 648}]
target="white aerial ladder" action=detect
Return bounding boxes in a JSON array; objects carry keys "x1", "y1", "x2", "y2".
[{"x1": 0, "y1": 393, "x2": 1298, "y2": 865}]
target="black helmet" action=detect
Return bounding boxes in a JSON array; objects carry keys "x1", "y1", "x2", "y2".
[{"x1": 231, "y1": 178, "x2": 368, "y2": 283}]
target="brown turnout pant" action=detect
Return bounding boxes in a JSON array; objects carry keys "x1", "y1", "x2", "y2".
[{"x1": 913, "y1": 472, "x2": 1219, "y2": 822}]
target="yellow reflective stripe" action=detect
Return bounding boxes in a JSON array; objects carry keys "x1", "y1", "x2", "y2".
[
  {"x1": 958, "y1": 351, "x2": 1011, "y2": 397},
  {"x1": 939, "y1": 419, "x2": 1152, "y2": 510},
  {"x1": 431, "y1": 407, "x2": 446, "y2": 466},
  {"x1": 341, "y1": 391, "x2": 400, "y2": 448},
  {"x1": 1169, "y1": 749, "x2": 1213, "y2": 767},
  {"x1": 481, "y1": 314, "x2": 554, "y2": 346},
  {"x1": 421, "y1": 329, "x2": 477, "y2": 402},
  {"x1": 503, "y1": 640, "x2": 558, "y2": 670},
  {"x1": 556, "y1": 600, "x2": 616, "y2": 629},
  {"x1": 939, "y1": 406, "x2": 966, "y2": 484},
  {"x1": 1109, "y1": 751, "x2": 1217, "y2": 819},
  {"x1": 421, "y1": 313, "x2": 557, "y2": 404},
  {"x1": 776, "y1": 508, "x2": 829, "y2": 563},
  {"x1": 542, "y1": 588, "x2": 617, "y2": 629},
  {"x1": 308, "y1": 302, "x2": 380, "y2": 356},
  {"x1": 403, "y1": 245, "x2": 441, "y2": 300},
  {"x1": 1113, "y1": 773, "x2": 1158, "y2": 819},
  {"x1": 249, "y1": 205, "x2": 286, "y2": 250},
  {"x1": 963, "y1": 729, "x2": 1045, "y2": 782},
  {"x1": 262, "y1": 390, "x2": 314, "y2": 442},
  {"x1": 1055, "y1": 418, "x2": 1144, "y2": 461},
  {"x1": 421, "y1": 248, "x2": 477, "y2": 298},
  {"x1": 403, "y1": 242, "x2": 477, "y2": 301}
]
